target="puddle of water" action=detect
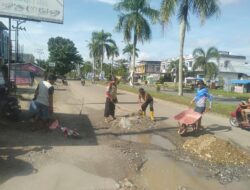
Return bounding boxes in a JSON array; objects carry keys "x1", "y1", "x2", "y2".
[
  {"x1": 119, "y1": 134, "x2": 176, "y2": 150},
  {"x1": 139, "y1": 150, "x2": 250, "y2": 190}
]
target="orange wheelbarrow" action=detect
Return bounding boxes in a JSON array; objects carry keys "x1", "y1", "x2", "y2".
[{"x1": 174, "y1": 109, "x2": 202, "y2": 135}]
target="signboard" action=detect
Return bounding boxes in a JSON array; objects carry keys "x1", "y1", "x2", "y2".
[
  {"x1": 49, "y1": 62, "x2": 56, "y2": 67},
  {"x1": 0, "y1": 0, "x2": 64, "y2": 24},
  {"x1": 234, "y1": 86, "x2": 244, "y2": 93}
]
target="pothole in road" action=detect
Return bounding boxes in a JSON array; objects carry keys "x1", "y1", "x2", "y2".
[
  {"x1": 119, "y1": 134, "x2": 176, "y2": 150},
  {"x1": 138, "y1": 150, "x2": 250, "y2": 190}
]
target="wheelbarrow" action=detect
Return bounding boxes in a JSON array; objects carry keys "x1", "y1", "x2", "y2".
[{"x1": 173, "y1": 109, "x2": 202, "y2": 135}]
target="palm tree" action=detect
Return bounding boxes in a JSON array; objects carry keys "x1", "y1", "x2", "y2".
[
  {"x1": 88, "y1": 37, "x2": 100, "y2": 81},
  {"x1": 167, "y1": 59, "x2": 188, "y2": 83},
  {"x1": 92, "y1": 30, "x2": 117, "y2": 73},
  {"x1": 160, "y1": 0, "x2": 220, "y2": 96},
  {"x1": 108, "y1": 44, "x2": 119, "y2": 75},
  {"x1": 122, "y1": 43, "x2": 139, "y2": 63},
  {"x1": 193, "y1": 47, "x2": 219, "y2": 80},
  {"x1": 114, "y1": 0, "x2": 159, "y2": 85}
]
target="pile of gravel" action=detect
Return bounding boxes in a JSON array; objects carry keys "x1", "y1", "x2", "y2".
[
  {"x1": 111, "y1": 113, "x2": 157, "y2": 131},
  {"x1": 183, "y1": 134, "x2": 250, "y2": 165}
]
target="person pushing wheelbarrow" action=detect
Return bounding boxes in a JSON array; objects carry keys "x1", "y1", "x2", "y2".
[
  {"x1": 138, "y1": 88, "x2": 154, "y2": 121},
  {"x1": 190, "y1": 80, "x2": 213, "y2": 129}
]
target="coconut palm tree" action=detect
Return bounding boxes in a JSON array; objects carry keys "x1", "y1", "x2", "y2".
[
  {"x1": 160, "y1": 0, "x2": 220, "y2": 96},
  {"x1": 122, "y1": 43, "x2": 139, "y2": 63},
  {"x1": 92, "y1": 30, "x2": 117, "y2": 73},
  {"x1": 88, "y1": 37, "x2": 100, "y2": 81},
  {"x1": 108, "y1": 44, "x2": 119, "y2": 75},
  {"x1": 88, "y1": 39, "x2": 99, "y2": 62},
  {"x1": 167, "y1": 59, "x2": 188, "y2": 82},
  {"x1": 193, "y1": 47, "x2": 219, "y2": 80},
  {"x1": 114, "y1": 0, "x2": 159, "y2": 85}
]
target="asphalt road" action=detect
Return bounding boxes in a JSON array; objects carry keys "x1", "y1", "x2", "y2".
[{"x1": 70, "y1": 81, "x2": 250, "y2": 150}]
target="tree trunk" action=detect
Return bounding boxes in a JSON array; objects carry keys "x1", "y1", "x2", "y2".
[
  {"x1": 178, "y1": 20, "x2": 186, "y2": 96},
  {"x1": 111, "y1": 57, "x2": 113, "y2": 75},
  {"x1": 93, "y1": 57, "x2": 95, "y2": 83},
  {"x1": 101, "y1": 44, "x2": 104, "y2": 74},
  {"x1": 132, "y1": 33, "x2": 137, "y2": 86}
]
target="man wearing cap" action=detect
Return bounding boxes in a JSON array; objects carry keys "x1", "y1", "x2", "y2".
[
  {"x1": 190, "y1": 80, "x2": 213, "y2": 128},
  {"x1": 32, "y1": 75, "x2": 56, "y2": 127}
]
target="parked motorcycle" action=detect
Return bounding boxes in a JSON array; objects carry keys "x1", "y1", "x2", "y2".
[
  {"x1": 0, "y1": 84, "x2": 21, "y2": 121},
  {"x1": 229, "y1": 102, "x2": 250, "y2": 128}
]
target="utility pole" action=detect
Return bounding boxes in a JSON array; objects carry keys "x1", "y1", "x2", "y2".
[
  {"x1": 12, "y1": 20, "x2": 26, "y2": 63},
  {"x1": 8, "y1": 18, "x2": 11, "y2": 85},
  {"x1": 13, "y1": 21, "x2": 25, "y2": 63},
  {"x1": 36, "y1": 48, "x2": 44, "y2": 66},
  {"x1": 11, "y1": 20, "x2": 25, "y2": 93}
]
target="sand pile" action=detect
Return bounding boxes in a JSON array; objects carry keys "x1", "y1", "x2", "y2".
[
  {"x1": 183, "y1": 134, "x2": 250, "y2": 165},
  {"x1": 111, "y1": 113, "x2": 157, "y2": 131}
]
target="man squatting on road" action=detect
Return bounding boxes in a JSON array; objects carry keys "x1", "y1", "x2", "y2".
[
  {"x1": 190, "y1": 80, "x2": 213, "y2": 128},
  {"x1": 32, "y1": 74, "x2": 56, "y2": 128},
  {"x1": 104, "y1": 76, "x2": 118, "y2": 122},
  {"x1": 138, "y1": 88, "x2": 155, "y2": 121}
]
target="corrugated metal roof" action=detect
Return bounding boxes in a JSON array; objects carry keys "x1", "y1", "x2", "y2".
[{"x1": 231, "y1": 80, "x2": 250, "y2": 84}]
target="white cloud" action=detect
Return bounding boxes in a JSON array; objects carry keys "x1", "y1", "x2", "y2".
[
  {"x1": 2, "y1": 17, "x2": 111, "y2": 60},
  {"x1": 194, "y1": 38, "x2": 220, "y2": 47},
  {"x1": 138, "y1": 52, "x2": 152, "y2": 61}
]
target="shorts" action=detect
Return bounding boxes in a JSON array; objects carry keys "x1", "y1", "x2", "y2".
[
  {"x1": 141, "y1": 99, "x2": 154, "y2": 112},
  {"x1": 244, "y1": 109, "x2": 250, "y2": 113},
  {"x1": 34, "y1": 101, "x2": 50, "y2": 120},
  {"x1": 194, "y1": 106, "x2": 206, "y2": 114}
]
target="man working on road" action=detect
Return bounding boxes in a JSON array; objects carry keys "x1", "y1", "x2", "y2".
[
  {"x1": 138, "y1": 88, "x2": 154, "y2": 121},
  {"x1": 190, "y1": 80, "x2": 212, "y2": 128},
  {"x1": 104, "y1": 76, "x2": 118, "y2": 122},
  {"x1": 32, "y1": 74, "x2": 56, "y2": 128}
]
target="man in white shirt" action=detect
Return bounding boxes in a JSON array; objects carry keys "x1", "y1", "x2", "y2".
[{"x1": 33, "y1": 74, "x2": 56, "y2": 127}]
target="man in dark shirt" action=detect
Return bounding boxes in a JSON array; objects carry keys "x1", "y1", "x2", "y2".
[{"x1": 138, "y1": 88, "x2": 154, "y2": 121}]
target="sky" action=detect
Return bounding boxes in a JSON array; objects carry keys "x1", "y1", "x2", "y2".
[{"x1": 0, "y1": 0, "x2": 250, "y2": 63}]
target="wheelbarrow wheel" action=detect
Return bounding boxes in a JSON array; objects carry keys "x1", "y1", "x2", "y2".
[{"x1": 178, "y1": 124, "x2": 187, "y2": 135}]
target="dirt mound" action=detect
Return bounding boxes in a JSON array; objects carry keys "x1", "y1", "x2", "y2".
[
  {"x1": 183, "y1": 134, "x2": 250, "y2": 165},
  {"x1": 110, "y1": 113, "x2": 157, "y2": 132}
]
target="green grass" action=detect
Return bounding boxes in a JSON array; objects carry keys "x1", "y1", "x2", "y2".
[
  {"x1": 157, "y1": 82, "x2": 249, "y2": 100},
  {"x1": 210, "y1": 89, "x2": 249, "y2": 100},
  {"x1": 118, "y1": 83, "x2": 235, "y2": 116}
]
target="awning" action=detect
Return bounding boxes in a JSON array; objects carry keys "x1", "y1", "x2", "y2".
[
  {"x1": 21, "y1": 64, "x2": 38, "y2": 72},
  {"x1": 230, "y1": 80, "x2": 250, "y2": 85},
  {"x1": 10, "y1": 63, "x2": 45, "y2": 74}
]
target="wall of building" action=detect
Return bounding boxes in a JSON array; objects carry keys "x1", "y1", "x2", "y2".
[
  {"x1": 146, "y1": 63, "x2": 161, "y2": 74},
  {"x1": 218, "y1": 72, "x2": 238, "y2": 91},
  {"x1": 161, "y1": 52, "x2": 250, "y2": 82},
  {"x1": 211, "y1": 54, "x2": 250, "y2": 76},
  {"x1": 136, "y1": 61, "x2": 161, "y2": 76}
]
